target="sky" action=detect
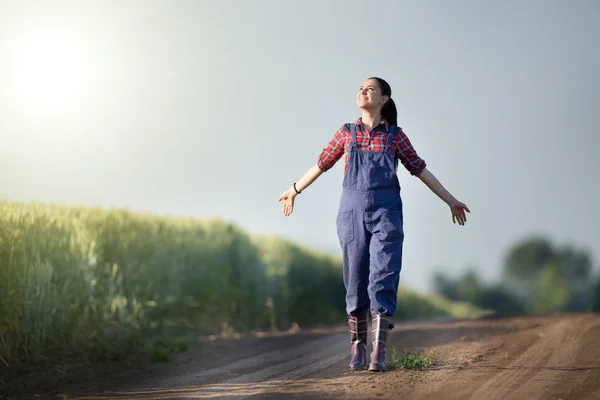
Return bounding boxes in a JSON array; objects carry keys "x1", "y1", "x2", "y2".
[{"x1": 0, "y1": 0, "x2": 599, "y2": 293}]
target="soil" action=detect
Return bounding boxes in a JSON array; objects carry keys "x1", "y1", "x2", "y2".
[{"x1": 4, "y1": 313, "x2": 600, "y2": 399}]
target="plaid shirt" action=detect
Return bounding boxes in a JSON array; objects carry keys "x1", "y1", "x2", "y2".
[{"x1": 317, "y1": 118, "x2": 427, "y2": 176}]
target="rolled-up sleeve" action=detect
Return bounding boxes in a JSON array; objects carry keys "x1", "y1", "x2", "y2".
[
  {"x1": 317, "y1": 125, "x2": 346, "y2": 172},
  {"x1": 393, "y1": 128, "x2": 426, "y2": 176}
]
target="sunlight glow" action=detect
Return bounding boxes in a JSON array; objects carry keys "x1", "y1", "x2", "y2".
[{"x1": 6, "y1": 23, "x2": 91, "y2": 115}]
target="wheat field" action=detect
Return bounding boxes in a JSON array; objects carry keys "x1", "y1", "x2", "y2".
[{"x1": 0, "y1": 201, "x2": 485, "y2": 367}]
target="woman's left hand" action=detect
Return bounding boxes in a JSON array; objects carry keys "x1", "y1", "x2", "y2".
[{"x1": 449, "y1": 201, "x2": 470, "y2": 226}]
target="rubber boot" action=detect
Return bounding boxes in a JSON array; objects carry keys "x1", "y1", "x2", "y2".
[
  {"x1": 368, "y1": 314, "x2": 394, "y2": 372},
  {"x1": 347, "y1": 315, "x2": 368, "y2": 370}
]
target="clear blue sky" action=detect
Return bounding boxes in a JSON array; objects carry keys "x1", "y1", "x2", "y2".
[{"x1": 1, "y1": 0, "x2": 598, "y2": 293}]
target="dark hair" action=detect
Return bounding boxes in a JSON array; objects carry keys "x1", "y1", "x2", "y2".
[{"x1": 369, "y1": 77, "x2": 397, "y2": 126}]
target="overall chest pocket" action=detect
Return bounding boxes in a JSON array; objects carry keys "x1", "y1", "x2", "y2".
[{"x1": 367, "y1": 166, "x2": 396, "y2": 188}]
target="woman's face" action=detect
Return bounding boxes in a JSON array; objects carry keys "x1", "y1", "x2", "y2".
[{"x1": 356, "y1": 78, "x2": 388, "y2": 111}]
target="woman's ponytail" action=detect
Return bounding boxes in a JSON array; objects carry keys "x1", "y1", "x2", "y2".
[
  {"x1": 369, "y1": 77, "x2": 397, "y2": 126},
  {"x1": 381, "y1": 97, "x2": 397, "y2": 126}
]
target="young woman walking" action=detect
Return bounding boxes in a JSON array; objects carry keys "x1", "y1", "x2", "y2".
[{"x1": 278, "y1": 77, "x2": 470, "y2": 372}]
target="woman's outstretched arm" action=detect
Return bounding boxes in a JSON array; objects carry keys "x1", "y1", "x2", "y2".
[
  {"x1": 418, "y1": 167, "x2": 470, "y2": 225},
  {"x1": 278, "y1": 124, "x2": 346, "y2": 217},
  {"x1": 278, "y1": 164, "x2": 324, "y2": 216}
]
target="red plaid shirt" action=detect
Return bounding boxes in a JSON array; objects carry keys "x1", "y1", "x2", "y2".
[{"x1": 317, "y1": 118, "x2": 427, "y2": 176}]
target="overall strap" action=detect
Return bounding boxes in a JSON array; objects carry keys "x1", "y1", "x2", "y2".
[
  {"x1": 388, "y1": 125, "x2": 400, "y2": 170},
  {"x1": 350, "y1": 123, "x2": 357, "y2": 146},
  {"x1": 386, "y1": 125, "x2": 400, "y2": 147}
]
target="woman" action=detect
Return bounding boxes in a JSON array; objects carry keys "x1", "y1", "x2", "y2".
[{"x1": 278, "y1": 77, "x2": 470, "y2": 372}]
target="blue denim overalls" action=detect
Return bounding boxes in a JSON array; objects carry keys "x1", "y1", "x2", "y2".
[{"x1": 336, "y1": 122, "x2": 404, "y2": 318}]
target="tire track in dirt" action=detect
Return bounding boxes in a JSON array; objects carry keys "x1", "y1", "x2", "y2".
[
  {"x1": 160, "y1": 332, "x2": 348, "y2": 391},
  {"x1": 71, "y1": 332, "x2": 350, "y2": 399},
  {"x1": 548, "y1": 316, "x2": 600, "y2": 399},
  {"x1": 30, "y1": 314, "x2": 600, "y2": 400},
  {"x1": 469, "y1": 314, "x2": 600, "y2": 400}
]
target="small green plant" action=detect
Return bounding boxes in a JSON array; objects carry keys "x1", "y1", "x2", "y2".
[
  {"x1": 148, "y1": 345, "x2": 172, "y2": 362},
  {"x1": 147, "y1": 333, "x2": 194, "y2": 362},
  {"x1": 86, "y1": 369, "x2": 98, "y2": 380},
  {"x1": 173, "y1": 340, "x2": 189, "y2": 353},
  {"x1": 386, "y1": 348, "x2": 432, "y2": 370}
]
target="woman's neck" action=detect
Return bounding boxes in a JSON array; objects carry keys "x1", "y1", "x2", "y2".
[{"x1": 361, "y1": 110, "x2": 381, "y2": 131}]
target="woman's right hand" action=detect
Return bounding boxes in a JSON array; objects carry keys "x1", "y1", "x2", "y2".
[
  {"x1": 278, "y1": 187, "x2": 298, "y2": 216},
  {"x1": 277, "y1": 164, "x2": 323, "y2": 217}
]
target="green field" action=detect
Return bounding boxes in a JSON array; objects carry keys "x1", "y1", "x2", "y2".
[{"x1": 0, "y1": 201, "x2": 487, "y2": 367}]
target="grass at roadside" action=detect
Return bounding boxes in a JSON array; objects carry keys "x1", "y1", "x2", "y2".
[{"x1": 386, "y1": 348, "x2": 433, "y2": 370}]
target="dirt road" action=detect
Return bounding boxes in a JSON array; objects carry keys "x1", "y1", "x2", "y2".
[{"x1": 23, "y1": 313, "x2": 600, "y2": 399}]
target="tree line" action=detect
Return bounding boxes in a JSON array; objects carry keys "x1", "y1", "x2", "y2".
[{"x1": 432, "y1": 236, "x2": 600, "y2": 316}]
